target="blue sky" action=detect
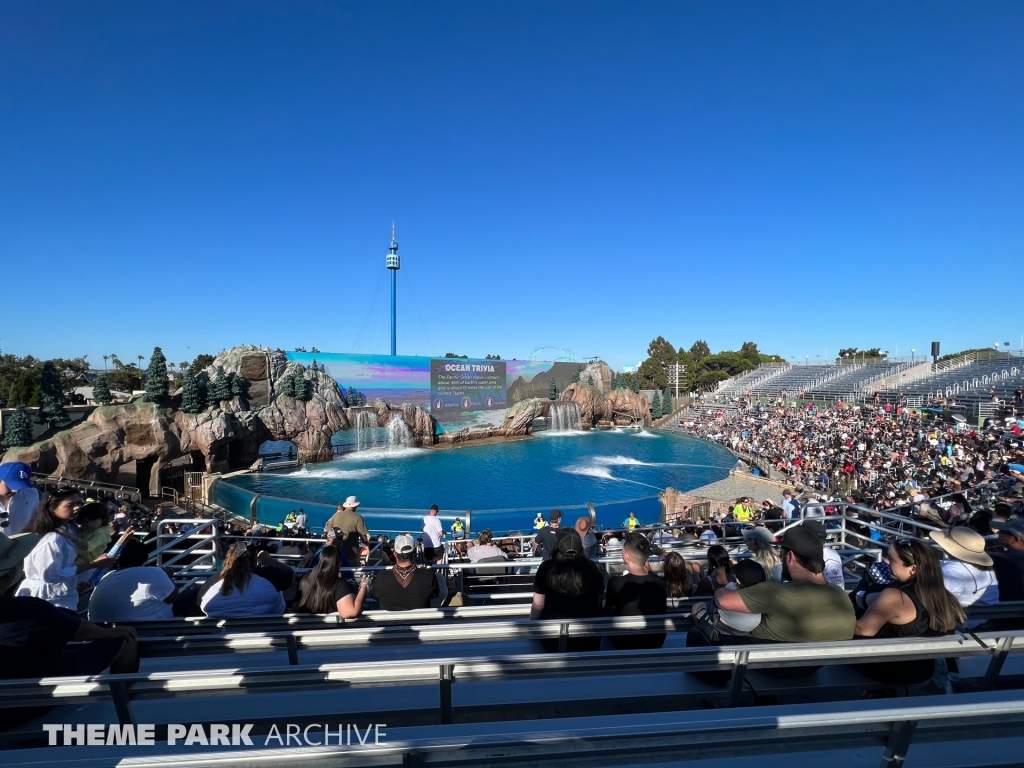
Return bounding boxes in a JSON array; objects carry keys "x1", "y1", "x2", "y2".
[{"x1": 1, "y1": 1, "x2": 1021, "y2": 370}]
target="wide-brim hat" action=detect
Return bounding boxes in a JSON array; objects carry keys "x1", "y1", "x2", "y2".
[
  {"x1": 343, "y1": 495, "x2": 360, "y2": 508},
  {"x1": 0, "y1": 531, "x2": 40, "y2": 573},
  {"x1": 929, "y1": 526, "x2": 993, "y2": 567}
]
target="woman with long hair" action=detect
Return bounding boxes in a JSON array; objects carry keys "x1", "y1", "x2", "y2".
[
  {"x1": 16, "y1": 490, "x2": 119, "y2": 610},
  {"x1": 694, "y1": 545, "x2": 735, "y2": 597},
  {"x1": 743, "y1": 527, "x2": 782, "y2": 582},
  {"x1": 853, "y1": 537, "x2": 965, "y2": 685},
  {"x1": 662, "y1": 551, "x2": 694, "y2": 599},
  {"x1": 293, "y1": 545, "x2": 370, "y2": 618},
  {"x1": 856, "y1": 538, "x2": 965, "y2": 638},
  {"x1": 199, "y1": 542, "x2": 289, "y2": 617},
  {"x1": 530, "y1": 528, "x2": 605, "y2": 652}
]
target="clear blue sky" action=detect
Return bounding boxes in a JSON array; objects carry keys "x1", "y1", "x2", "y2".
[{"x1": 2, "y1": 2, "x2": 1021, "y2": 370}]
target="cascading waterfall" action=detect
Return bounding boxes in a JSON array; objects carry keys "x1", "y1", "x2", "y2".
[
  {"x1": 386, "y1": 415, "x2": 414, "y2": 449},
  {"x1": 548, "y1": 401, "x2": 582, "y2": 431},
  {"x1": 354, "y1": 410, "x2": 380, "y2": 452}
]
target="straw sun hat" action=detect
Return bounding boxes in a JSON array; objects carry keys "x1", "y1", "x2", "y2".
[{"x1": 929, "y1": 526, "x2": 993, "y2": 568}]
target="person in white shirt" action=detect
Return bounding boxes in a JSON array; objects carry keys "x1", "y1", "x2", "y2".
[
  {"x1": 929, "y1": 526, "x2": 998, "y2": 629},
  {"x1": 780, "y1": 490, "x2": 798, "y2": 519},
  {"x1": 89, "y1": 539, "x2": 178, "y2": 622},
  {"x1": 16, "y1": 490, "x2": 117, "y2": 611},
  {"x1": 0, "y1": 462, "x2": 35, "y2": 536},
  {"x1": 467, "y1": 529, "x2": 507, "y2": 563},
  {"x1": 802, "y1": 520, "x2": 845, "y2": 588},
  {"x1": 200, "y1": 542, "x2": 290, "y2": 618},
  {"x1": 421, "y1": 504, "x2": 445, "y2": 564},
  {"x1": 296, "y1": 509, "x2": 308, "y2": 532}
]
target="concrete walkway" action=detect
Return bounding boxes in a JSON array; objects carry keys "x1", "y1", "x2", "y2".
[{"x1": 686, "y1": 474, "x2": 789, "y2": 505}]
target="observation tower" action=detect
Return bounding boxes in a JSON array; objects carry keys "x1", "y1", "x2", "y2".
[{"x1": 386, "y1": 223, "x2": 400, "y2": 355}]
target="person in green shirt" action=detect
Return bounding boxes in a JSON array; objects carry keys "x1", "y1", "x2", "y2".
[{"x1": 714, "y1": 525, "x2": 855, "y2": 642}]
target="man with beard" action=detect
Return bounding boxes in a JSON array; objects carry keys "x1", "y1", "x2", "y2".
[{"x1": 713, "y1": 526, "x2": 855, "y2": 642}]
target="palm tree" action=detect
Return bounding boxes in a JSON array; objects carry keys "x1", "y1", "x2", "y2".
[
  {"x1": 179, "y1": 361, "x2": 189, "y2": 371},
  {"x1": 102, "y1": 355, "x2": 109, "y2": 371}
]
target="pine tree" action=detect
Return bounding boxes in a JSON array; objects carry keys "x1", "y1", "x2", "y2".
[
  {"x1": 180, "y1": 369, "x2": 204, "y2": 413},
  {"x1": 229, "y1": 372, "x2": 245, "y2": 398},
  {"x1": 631, "y1": 373, "x2": 640, "y2": 394},
  {"x1": 571, "y1": 370, "x2": 580, "y2": 384},
  {"x1": 210, "y1": 367, "x2": 232, "y2": 403},
  {"x1": 143, "y1": 346, "x2": 169, "y2": 402},
  {"x1": 587, "y1": 375, "x2": 595, "y2": 387},
  {"x1": 548, "y1": 378, "x2": 558, "y2": 400},
  {"x1": 663, "y1": 385, "x2": 672, "y2": 415},
  {"x1": 196, "y1": 373, "x2": 210, "y2": 409},
  {"x1": 2, "y1": 406, "x2": 34, "y2": 447},
  {"x1": 347, "y1": 386, "x2": 357, "y2": 406},
  {"x1": 652, "y1": 391, "x2": 663, "y2": 419},
  {"x1": 311, "y1": 360, "x2": 318, "y2": 372},
  {"x1": 92, "y1": 375, "x2": 113, "y2": 405},
  {"x1": 297, "y1": 375, "x2": 311, "y2": 401},
  {"x1": 36, "y1": 361, "x2": 68, "y2": 427}
]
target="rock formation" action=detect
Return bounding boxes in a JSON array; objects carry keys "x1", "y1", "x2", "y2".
[
  {"x1": 499, "y1": 398, "x2": 551, "y2": 435},
  {"x1": 2, "y1": 346, "x2": 437, "y2": 496}
]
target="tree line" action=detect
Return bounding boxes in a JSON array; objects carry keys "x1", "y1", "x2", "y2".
[{"x1": 635, "y1": 337, "x2": 785, "y2": 394}]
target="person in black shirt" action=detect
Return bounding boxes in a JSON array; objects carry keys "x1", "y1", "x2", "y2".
[
  {"x1": 531, "y1": 528, "x2": 605, "y2": 652},
  {"x1": 534, "y1": 509, "x2": 562, "y2": 560},
  {"x1": 605, "y1": 532, "x2": 666, "y2": 650},
  {"x1": 293, "y1": 545, "x2": 368, "y2": 618},
  {"x1": 371, "y1": 533, "x2": 439, "y2": 611},
  {"x1": 0, "y1": 594, "x2": 138, "y2": 680}
]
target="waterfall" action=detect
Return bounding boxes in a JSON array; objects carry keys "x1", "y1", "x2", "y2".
[
  {"x1": 354, "y1": 410, "x2": 380, "y2": 452},
  {"x1": 386, "y1": 415, "x2": 414, "y2": 449},
  {"x1": 549, "y1": 401, "x2": 582, "y2": 431}
]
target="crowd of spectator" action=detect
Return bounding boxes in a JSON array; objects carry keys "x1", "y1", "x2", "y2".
[{"x1": 676, "y1": 400, "x2": 1024, "y2": 514}]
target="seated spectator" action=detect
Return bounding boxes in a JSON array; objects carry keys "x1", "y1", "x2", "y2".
[
  {"x1": 467, "y1": 529, "x2": 506, "y2": 562},
  {"x1": 989, "y1": 518, "x2": 1024, "y2": 626},
  {"x1": 293, "y1": 545, "x2": 369, "y2": 618},
  {"x1": 694, "y1": 545, "x2": 735, "y2": 596},
  {"x1": 802, "y1": 519, "x2": 845, "y2": 587},
  {"x1": 853, "y1": 538, "x2": 965, "y2": 684},
  {"x1": 712, "y1": 526, "x2": 856, "y2": 643},
  {"x1": 605, "y1": 532, "x2": 667, "y2": 649},
  {"x1": 0, "y1": 462, "x2": 39, "y2": 536},
  {"x1": 929, "y1": 526, "x2": 997, "y2": 628},
  {"x1": 74, "y1": 502, "x2": 112, "y2": 578},
  {"x1": 370, "y1": 533, "x2": 439, "y2": 610},
  {"x1": 713, "y1": 559, "x2": 767, "y2": 635},
  {"x1": 531, "y1": 528, "x2": 605, "y2": 652},
  {"x1": 0, "y1": 529, "x2": 40, "y2": 595},
  {"x1": 742, "y1": 526, "x2": 782, "y2": 582},
  {"x1": 0, "y1": 594, "x2": 138, "y2": 680},
  {"x1": 17, "y1": 490, "x2": 117, "y2": 611},
  {"x1": 88, "y1": 539, "x2": 178, "y2": 622},
  {"x1": 199, "y1": 543, "x2": 290, "y2": 618},
  {"x1": 301, "y1": 528, "x2": 352, "y2": 570},
  {"x1": 663, "y1": 551, "x2": 694, "y2": 598}
]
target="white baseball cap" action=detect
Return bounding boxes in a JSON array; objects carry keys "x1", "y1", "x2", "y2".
[{"x1": 394, "y1": 533, "x2": 416, "y2": 555}]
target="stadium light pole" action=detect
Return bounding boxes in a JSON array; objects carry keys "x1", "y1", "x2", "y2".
[{"x1": 386, "y1": 224, "x2": 401, "y2": 356}]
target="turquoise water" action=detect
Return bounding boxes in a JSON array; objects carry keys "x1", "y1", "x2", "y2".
[{"x1": 217, "y1": 429, "x2": 735, "y2": 534}]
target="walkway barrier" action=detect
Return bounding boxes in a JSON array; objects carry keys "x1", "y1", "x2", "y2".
[{"x1": 3, "y1": 630, "x2": 1024, "y2": 742}]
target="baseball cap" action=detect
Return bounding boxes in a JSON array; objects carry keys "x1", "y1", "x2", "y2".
[
  {"x1": 801, "y1": 519, "x2": 827, "y2": 541},
  {"x1": 782, "y1": 489, "x2": 793, "y2": 497},
  {"x1": 394, "y1": 533, "x2": 416, "y2": 555},
  {"x1": 0, "y1": 463, "x2": 32, "y2": 492},
  {"x1": 992, "y1": 518, "x2": 1024, "y2": 540},
  {"x1": 549, "y1": 509, "x2": 563, "y2": 524},
  {"x1": 780, "y1": 526, "x2": 824, "y2": 562}
]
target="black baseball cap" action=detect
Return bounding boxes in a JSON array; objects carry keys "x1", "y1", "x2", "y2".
[
  {"x1": 801, "y1": 519, "x2": 827, "y2": 541},
  {"x1": 780, "y1": 526, "x2": 824, "y2": 562}
]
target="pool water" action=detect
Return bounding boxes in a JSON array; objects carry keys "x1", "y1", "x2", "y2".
[{"x1": 218, "y1": 429, "x2": 735, "y2": 533}]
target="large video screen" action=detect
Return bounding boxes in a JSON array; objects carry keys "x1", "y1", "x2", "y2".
[{"x1": 286, "y1": 352, "x2": 583, "y2": 431}]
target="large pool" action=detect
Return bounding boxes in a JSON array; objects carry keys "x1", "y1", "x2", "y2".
[{"x1": 214, "y1": 429, "x2": 735, "y2": 534}]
